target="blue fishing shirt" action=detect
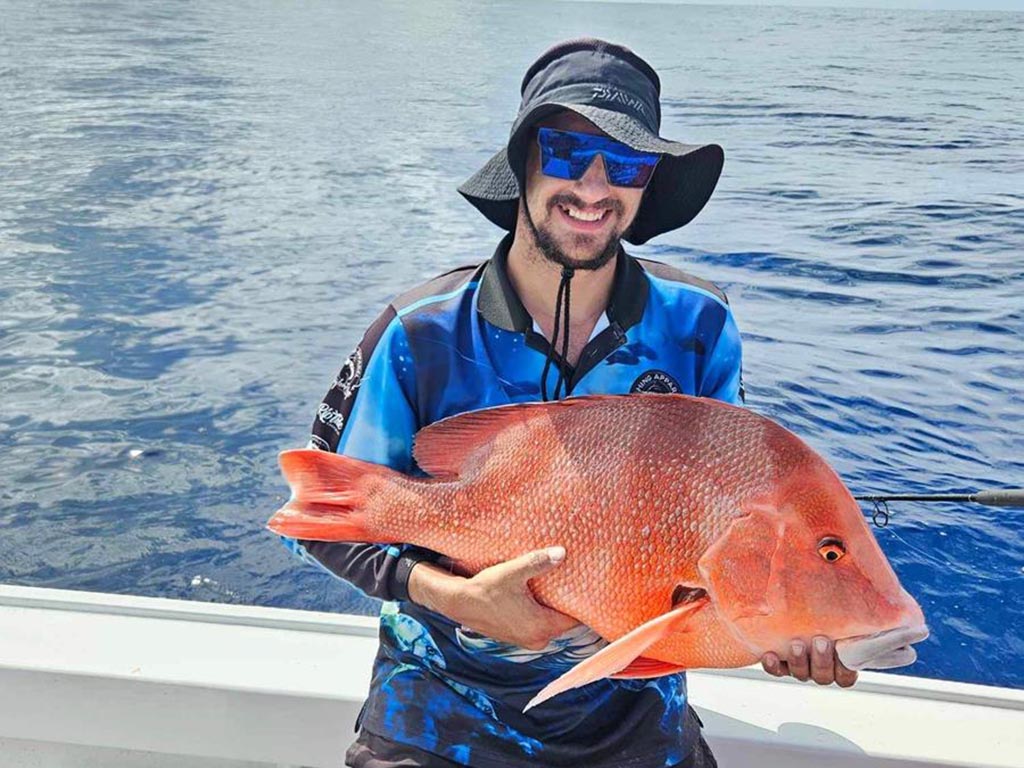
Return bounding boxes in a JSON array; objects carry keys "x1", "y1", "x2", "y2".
[{"x1": 283, "y1": 235, "x2": 744, "y2": 768}]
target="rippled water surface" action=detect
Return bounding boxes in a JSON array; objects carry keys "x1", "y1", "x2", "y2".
[{"x1": 1, "y1": 1, "x2": 1022, "y2": 688}]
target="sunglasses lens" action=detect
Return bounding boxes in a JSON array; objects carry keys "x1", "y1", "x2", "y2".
[
  {"x1": 606, "y1": 157, "x2": 659, "y2": 187},
  {"x1": 537, "y1": 128, "x2": 659, "y2": 187},
  {"x1": 540, "y1": 154, "x2": 574, "y2": 179},
  {"x1": 538, "y1": 130, "x2": 577, "y2": 179}
]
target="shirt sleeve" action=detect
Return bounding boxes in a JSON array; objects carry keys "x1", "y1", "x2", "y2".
[
  {"x1": 280, "y1": 305, "x2": 439, "y2": 603},
  {"x1": 699, "y1": 302, "x2": 745, "y2": 406}
]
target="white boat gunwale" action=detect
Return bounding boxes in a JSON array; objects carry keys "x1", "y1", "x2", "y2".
[{"x1": 1, "y1": 585, "x2": 1022, "y2": 768}]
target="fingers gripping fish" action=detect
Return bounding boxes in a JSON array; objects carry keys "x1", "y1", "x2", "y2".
[{"x1": 267, "y1": 394, "x2": 928, "y2": 711}]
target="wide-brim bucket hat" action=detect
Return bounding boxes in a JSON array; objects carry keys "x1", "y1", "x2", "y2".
[{"x1": 459, "y1": 38, "x2": 724, "y2": 246}]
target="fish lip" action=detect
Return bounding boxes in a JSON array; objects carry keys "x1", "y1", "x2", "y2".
[{"x1": 835, "y1": 624, "x2": 929, "y2": 671}]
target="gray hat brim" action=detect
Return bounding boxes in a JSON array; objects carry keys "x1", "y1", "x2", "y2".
[{"x1": 458, "y1": 104, "x2": 724, "y2": 245}]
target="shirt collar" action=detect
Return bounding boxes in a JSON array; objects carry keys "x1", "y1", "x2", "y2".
[
  {"x1": 532, "y1": 311, "x2": 610, "y2": 342},
  {"x1": 477, "y1": 234, "x2": 649, "y2": 333}
]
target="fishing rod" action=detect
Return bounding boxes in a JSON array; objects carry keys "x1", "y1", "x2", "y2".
[{"x1": 854, "y1": 488, "x2": 1024, "y2": 527}]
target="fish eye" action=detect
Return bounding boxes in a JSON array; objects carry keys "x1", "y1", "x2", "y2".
[{"x1": 817, "y1": 537, "x2": 846, "y2": 563}]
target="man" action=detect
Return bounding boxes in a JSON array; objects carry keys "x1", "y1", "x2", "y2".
[{"x1": 283, "y1": 38, "x2": 856, "y2": 768}]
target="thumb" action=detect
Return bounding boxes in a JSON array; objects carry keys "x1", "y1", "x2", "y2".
[{"x1": 505, "y1": 546, "x2": 566, "y2": 581}]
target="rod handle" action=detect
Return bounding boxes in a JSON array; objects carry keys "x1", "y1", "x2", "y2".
[{"x1": 973, "y1": 489, "x2": 1024, "y2": 508}]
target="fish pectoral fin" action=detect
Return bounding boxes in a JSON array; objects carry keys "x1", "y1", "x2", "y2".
[
  {"x1": 523, "y1": 597, "x2": 708, "y2": 712},
  {"x1": 611, "y1": 656, "x2": 688, "y2": 679}
]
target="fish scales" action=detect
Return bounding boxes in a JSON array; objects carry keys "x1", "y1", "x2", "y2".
[{"x1": 347, "y1": 397, "x2": 773, "y2": 644}]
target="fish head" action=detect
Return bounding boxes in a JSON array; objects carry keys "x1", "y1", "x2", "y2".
[{"x1": 698, "y1": 466, "x2": 927, "y2": 670}]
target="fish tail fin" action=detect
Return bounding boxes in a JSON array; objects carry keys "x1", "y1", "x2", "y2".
[{"x1": 267, "y1": 449, "x2": 393, "y2": 542}]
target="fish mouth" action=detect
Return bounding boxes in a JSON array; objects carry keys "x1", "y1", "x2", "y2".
[{"x1": 835, "y1": 624, "x2": 929, "y2": 670}]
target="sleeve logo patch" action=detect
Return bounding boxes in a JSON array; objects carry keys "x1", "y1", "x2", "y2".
[
  {"x1": 316, "y1": 402, "x2": 346, "y2": 434},
  {"x1": 630, "y1": 370, "x2": 681, "y2": 394},
  {"x1": 332, "y1": 346, "x2": 364, "y2": 400},
  {"x1": 308, "y1": 434, "x2": 332, "y2": 452}
]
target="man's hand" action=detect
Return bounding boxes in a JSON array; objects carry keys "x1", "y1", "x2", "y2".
[
  {"x1": 408, "y1": 547, "x2": 580, "y2": 650},
  {"x1": 761, "y1": 636, "x2": 858, "y2": 687}
]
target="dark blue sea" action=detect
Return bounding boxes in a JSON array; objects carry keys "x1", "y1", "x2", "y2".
[{"x1": 1, "y1": 1, "x2": 1022, "y2": 689}]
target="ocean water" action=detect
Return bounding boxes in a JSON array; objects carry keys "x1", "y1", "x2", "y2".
[{"x1": 1, "y1": 1, "x2": 1021, "y2": 689}]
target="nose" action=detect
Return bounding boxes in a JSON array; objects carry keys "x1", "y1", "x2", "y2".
[{"x1": 575, "y1": 153, "x2": 612, "y2": 203}]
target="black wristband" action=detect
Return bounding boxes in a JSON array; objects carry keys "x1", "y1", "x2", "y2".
[{"x1": 391, "y1": 549, "x2": 439, "y2": 602}]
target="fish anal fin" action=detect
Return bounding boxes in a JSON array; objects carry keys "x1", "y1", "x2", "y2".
[
  {"x1": 611, "y1": 656, "x2": 688, "y2": 679},
  {"x1": 412, "y1": 397, "x2": 621, "y2": 479},
  {"x1": 523, "y1": 595, "x2": 708, "y2": 712}
]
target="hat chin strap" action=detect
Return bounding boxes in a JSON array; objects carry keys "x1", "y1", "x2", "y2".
[
  {"x1": 540, "y1": 265, "x2": 574, "y2": 401},
  {"x1": 522, "y1": 195, "x2": 576, "y2": 402}
]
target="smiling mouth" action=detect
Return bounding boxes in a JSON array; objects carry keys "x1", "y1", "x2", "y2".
[{"x1": 557, "y1": 203, "x2": 611, "y2": 227}]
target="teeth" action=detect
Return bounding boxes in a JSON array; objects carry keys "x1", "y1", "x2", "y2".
[{"x1": 563, "y1": 205, "x2": 604, "y2": 222}]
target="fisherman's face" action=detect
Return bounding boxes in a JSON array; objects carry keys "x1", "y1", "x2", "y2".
[{"x1": 521, "y1": 112, "x2": 648, "y2": 271}]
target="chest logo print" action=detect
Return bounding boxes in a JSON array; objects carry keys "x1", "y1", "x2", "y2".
[{"x1": 630, "y1": 370, "x2": 681, "y2": 394}]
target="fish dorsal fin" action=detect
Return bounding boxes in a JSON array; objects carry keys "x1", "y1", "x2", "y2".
[
  {"x1": 523, "y1": 595, "x2": 709, "y2": 712},
  {"x1": 413, "y1": 396, "x2": 624, "y2": 479}
]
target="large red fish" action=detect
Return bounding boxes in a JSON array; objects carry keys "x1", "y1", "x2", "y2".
[{"x1": 268, "y1": 394, "x2": 927, "y2": 710}]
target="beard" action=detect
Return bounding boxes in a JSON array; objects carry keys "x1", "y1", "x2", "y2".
[{"x1": 523, "y1": 192, "x2": 624, "y2": 272}]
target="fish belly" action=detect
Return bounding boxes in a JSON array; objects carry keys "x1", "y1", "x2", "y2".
[{"x1": 643, "y1": 603, "x2": 758, "y2": 668}]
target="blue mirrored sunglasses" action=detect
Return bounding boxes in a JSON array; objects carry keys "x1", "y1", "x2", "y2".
[{"x1": 537, "y1": 127, "x2": 661, "y2": 188}]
